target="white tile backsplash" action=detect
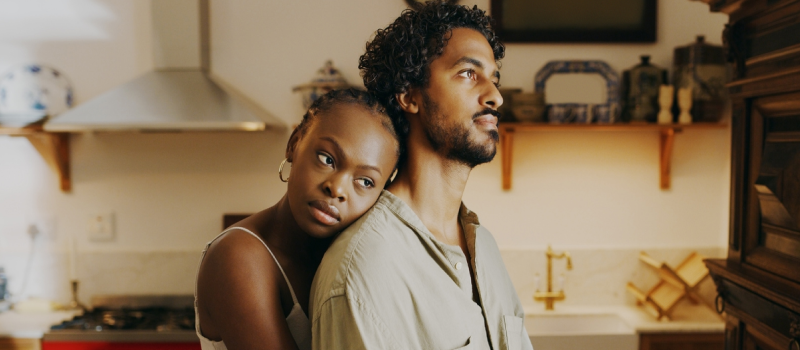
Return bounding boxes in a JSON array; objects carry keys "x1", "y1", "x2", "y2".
[
  {"x1": 501, "y1": 247, "x2": 726, "y2": 308},
  {"x1": 1, "y1": 246, "x2": 725, "y2": 309}
]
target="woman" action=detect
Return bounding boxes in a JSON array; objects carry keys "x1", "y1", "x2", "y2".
[{"x1": 195, "y1": 89, "x2": 400, "y2": 350}]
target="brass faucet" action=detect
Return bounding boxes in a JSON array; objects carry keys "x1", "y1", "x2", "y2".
[{"x1": 534, "y1": 245, "x2": 573, "y2": 310}]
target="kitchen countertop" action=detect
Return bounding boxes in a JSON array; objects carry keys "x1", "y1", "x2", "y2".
[
  {"x1": 0, "y1": 309, "x2": 198, "y2": 342},
  {"x1": 0, "y1": 310, "x2": 80, "y2": 338},
  {"x1": 42, "y1": 330, "x2": 199, "y2": 342},
  {"x1": 2, "y1": 303, "x2": 721, "y2": 339},
  {"x1": 523, "y1": 302, "x2": 725, "y2": 333}
]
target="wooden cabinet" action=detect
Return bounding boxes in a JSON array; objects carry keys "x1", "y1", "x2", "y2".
[
  {"x1": 742, "y1": 93, "x2": 800, "y2": 284},
  {"x1": 0, "y1": 338, "x2": 41, "y2": 350},
  {"x1": 701, "y1": 0, "x2": 800, "y2": 349},
  {"x1": 639, "y1": 332, "x2": 723, "y2": 350}
]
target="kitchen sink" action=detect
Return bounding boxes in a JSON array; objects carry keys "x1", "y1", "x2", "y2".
[{"x1": 525, "y1": 313, "x2": 637, "y2": 350}]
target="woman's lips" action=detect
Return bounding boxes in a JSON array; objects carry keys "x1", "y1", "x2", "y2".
[{"x1": 309, "y1": 200, "x2": 340, "y2": 226}]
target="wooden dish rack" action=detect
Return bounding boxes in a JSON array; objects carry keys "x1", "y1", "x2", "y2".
[{"x1": 626, "y1": 251, "x2": 714, "y2": 320}]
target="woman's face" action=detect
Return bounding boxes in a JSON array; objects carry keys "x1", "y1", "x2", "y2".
[{"x1": 286, "y1": 104, "x2": 398, "y2": 238}]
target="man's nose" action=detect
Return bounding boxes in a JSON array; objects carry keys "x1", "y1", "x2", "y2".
[{"x1": 480, "y1": 81, "x2": 503, "y2": 109}]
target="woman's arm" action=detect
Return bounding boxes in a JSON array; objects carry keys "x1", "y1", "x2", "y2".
[{"x1": 197, "y1": 231, "x2": 300, "y2": 350}]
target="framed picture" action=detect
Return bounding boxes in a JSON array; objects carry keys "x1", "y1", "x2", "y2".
[
  {"x1": 490, "y1": 0, "x2": 657, "y2": 43},
  {"x1": 405, "y1": 0, "x2": 459, "y2": 11}
]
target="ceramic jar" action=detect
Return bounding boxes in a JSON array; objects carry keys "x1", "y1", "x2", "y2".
[
  {"x1": 511, "y1": 91, "x2": 546, "y2": 123},
  {"x1": 672, "y1": 36, "x2": 728, "y2": 122},
  {"x1": 498, "y1": 88, "x2": 522, "y2": 122},
  {"x1": 621, "y1": 55, "x2": 668, "y2": 123},
  {"x1": 292, "y1": 61, "x2": 352, "y2": 109}
]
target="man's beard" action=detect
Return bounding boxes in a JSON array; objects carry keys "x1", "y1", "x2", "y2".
[{"x1": 421, "y1": 91, "x2": 500, "y2": 168}]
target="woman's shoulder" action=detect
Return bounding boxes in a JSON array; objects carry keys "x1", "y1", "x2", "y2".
[
  {"x1": 198, "y1": 226, "x2": 286, "y2": 295},
  {"x1": 205, "y1": 227, "x2": 272, "y2": 262},
  {"x1": 196, "y1": 226, "x2": 303, "y2": 349}
]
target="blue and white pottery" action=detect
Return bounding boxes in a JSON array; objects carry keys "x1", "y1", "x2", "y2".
[
  {"x1": 534, "y1": 60, "x2": 620, "y2": 124},
  {"x1": 0, "y1": 64, "x2": 73, "y2": 119},
  {"x1": 548, "y1": 103, "x2": 591, "y2": 124}
]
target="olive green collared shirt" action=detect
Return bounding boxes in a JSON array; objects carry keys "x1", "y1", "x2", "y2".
[{"x1": 310, "y1": 191, "x2": 533, "y2": 350}]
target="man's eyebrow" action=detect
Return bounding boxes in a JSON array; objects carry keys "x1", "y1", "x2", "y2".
[
  {"x1": 453, "y1": 56, "x2": 500, "y2": 81},
  {"x1": 452, "y1": 56, "x2": 484, "y2": 69}
]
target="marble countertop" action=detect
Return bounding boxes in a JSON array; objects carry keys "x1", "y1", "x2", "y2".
[
  {"x1": 523, "y1": 301, "x2": 725, "y2": 334},
  {"x1": 0, "y1": 310, "x2": 80, "y2": 338},
  {"x1": 1, "y1": 302, "x2": 722, "y2": 339}
]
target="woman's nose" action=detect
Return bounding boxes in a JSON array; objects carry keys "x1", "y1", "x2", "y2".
[{"x1": 323, "y1": 175, "x2": 347, "y2": 202}]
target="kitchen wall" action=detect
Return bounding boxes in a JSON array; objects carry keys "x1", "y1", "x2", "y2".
[{"x1": 0, "y1": 0, "x2": 729, "y2": 306}]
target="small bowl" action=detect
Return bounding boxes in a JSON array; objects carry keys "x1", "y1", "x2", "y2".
[{"x1": 512, "y1": 105, "x2": 546, "y2": 122}]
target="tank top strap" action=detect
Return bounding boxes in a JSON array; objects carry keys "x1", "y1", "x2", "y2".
[{"x1": 219, "y1": 226, "x2": 298, "y2": 304}]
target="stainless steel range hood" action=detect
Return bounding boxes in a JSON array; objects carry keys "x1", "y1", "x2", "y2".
[{"x1": 44, "y1": 0, "x2": 283, "y2": 132}]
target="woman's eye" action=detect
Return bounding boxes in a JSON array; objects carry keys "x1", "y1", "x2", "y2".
[
  {"x1": 317, "y1": 153, "x2": 334, "y2": 166},
  {"x1": 355, "y1": 178, "x2": 375, "y2": 188}
]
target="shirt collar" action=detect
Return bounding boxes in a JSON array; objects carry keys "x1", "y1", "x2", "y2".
[{"x1": 378, "y1": 190, "x2": 482, "y2": 236}]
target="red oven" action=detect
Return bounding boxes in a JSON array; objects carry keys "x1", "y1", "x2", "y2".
[{"x1": 43, "y1": 342, "x2": 199, "y2": 350}]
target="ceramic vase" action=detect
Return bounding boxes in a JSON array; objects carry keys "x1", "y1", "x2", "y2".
[
  {"x1": 672, "y1": 36, "x2": 728, "y2": 123},
  {"x1": 621, "y1": 55, "x2": 668, "y2": 123}
]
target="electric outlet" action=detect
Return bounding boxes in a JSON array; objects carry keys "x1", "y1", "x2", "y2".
[
  {"x1": 87, "y1": 212, "x2": 115, "y2": 242},
  {"x1": 28, "y1": 216, "x2": 57, "y2": 241}
]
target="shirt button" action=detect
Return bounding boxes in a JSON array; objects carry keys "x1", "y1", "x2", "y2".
[{"x1": 455, "y1": 262, "x2": 463, "y2": 270}]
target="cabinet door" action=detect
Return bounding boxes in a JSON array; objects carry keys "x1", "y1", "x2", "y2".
[
  {"x1": 0, "y1": 338, "x2": 41, "y2": 350},
  {"x1": 639, "y1": 332, "x2": 723, "y2": 350},
  {"x1": 742, "y1": 323, "x2": 792, "y2": 350},
  {"x1": 744, "y1": 92, "x2": 800, "y2": 283}
]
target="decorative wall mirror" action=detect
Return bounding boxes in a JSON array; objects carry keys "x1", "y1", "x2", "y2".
[
  {"x1": 490, "y1": 0, "x2": 657, "y2": 43},
  {"x1": 405, "y1": 0, "x2": 460, "y2": 11}
]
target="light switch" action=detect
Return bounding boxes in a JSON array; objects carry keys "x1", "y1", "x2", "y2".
[{"x1": 87, "y1": 212, "x2": 115, "y2": 242}]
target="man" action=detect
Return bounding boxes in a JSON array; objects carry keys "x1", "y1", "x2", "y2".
[{"x1": 310, "y1": 2, "x2": 533, "y2": 349}]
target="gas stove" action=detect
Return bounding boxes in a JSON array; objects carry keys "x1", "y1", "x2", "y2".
[
  {"x1": 50, "y1": 307, "x2": 195, "y2": 332},
  {"x1": 43, "y1": 295, "x2": 199, "y2": 349}
]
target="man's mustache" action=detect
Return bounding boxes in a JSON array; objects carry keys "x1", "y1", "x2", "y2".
[{"x1": 472, "y1": 108, "x2": 502, "y2": 121}]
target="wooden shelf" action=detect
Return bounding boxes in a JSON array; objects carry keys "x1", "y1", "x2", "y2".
[
  {"x1": 498, "y1": 122, "x2": 728, "y2": 190},
  {"x1": 0, "y1": 121, "x2": 71, "y2": 192}
]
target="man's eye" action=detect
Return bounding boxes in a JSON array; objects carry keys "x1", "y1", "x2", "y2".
[
  {"x1": 459, "y1": 70, "x2": 475, "y2": 79},
  {"x1": 355, "y1": 178, "x2": 375, "y2": 188},
  {"x1": 317, "y1": 153, "x2": 334, "y2": 166}
]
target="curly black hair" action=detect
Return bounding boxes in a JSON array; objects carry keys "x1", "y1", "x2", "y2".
[
  {"x1": 291, "y1": 88, "x2": 400, "y2": 159},
  {"x1": 359, "y1": 1, "x2": 505, "y2": 149}
]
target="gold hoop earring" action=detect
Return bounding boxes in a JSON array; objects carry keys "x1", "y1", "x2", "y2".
[{"x1": 278, "y1": 158, "x2": 290, "y2": 182}]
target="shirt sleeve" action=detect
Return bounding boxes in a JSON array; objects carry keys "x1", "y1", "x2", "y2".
[{"x1": 312, "y1": 294, "x2": 399, "y2": 350}]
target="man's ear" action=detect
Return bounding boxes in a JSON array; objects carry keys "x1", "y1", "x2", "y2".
[
  {"x1": 285, "y1": 127, "x2": 302, "y2": 161},
  {"x1": 396, "y1": 90, "x2": 419, "y2": 114}
]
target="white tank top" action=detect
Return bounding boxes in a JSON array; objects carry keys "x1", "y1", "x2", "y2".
[{"x1": 194, "y1": 227, "x2": 312, "y2": 350}]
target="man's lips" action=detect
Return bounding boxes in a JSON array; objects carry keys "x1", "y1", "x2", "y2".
[
  {"x1": 309, "y1": 200, "x2": 341, "y2": 226},
  {"x1": 473, "y1": 108, "x2": 500, "y2": 128},
  {"x1": 474, "y1": 114, "x2": 498, "y2": 126}
]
